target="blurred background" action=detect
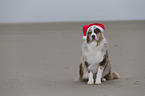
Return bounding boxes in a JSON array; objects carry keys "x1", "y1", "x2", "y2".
[{"x1": 0, "y1": 0, "x2": 145, "y2": 23}]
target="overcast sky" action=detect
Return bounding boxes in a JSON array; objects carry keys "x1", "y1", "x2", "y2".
[{"x1": 0, "y1": 0, "x2": 145, "y2": 23}]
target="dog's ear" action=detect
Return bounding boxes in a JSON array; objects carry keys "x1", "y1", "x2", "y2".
[{"x1": 87, "y1": 35, "x2": 91, "y2": 43}]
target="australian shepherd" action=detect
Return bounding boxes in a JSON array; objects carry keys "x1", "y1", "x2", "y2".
[{"x1": 76, "y1": 23, "x2": 120, "y2": 84}]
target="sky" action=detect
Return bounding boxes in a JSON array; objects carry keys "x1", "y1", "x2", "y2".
[{"x1": 0, "y1": 0, "x2": 145, "y2": 23}]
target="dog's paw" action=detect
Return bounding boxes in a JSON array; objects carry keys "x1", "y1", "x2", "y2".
[
  {"x1": 101, "y1": 78, "x2": 106, "y2": 82},
  {"x1": 87, "y1": 79, "x2": 94, "y2": 85},
  {"x1": 74, "y1": 77, "x2": 83, "y2": 81},
  {"x1": 95, "y1": 79, "x2": 102, "y2": 85}
]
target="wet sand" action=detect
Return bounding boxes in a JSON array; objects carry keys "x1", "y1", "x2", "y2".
[{"x1": 0, "y1": 21, "x2": 145, "y2": 96}]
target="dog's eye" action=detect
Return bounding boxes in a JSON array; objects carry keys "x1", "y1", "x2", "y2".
[
  {"x1": 94, "y1": 29, "x2": 100, "y2": 34},
  {"x1": 88, "y1": 32, "x2": 91, "y2": 35}
]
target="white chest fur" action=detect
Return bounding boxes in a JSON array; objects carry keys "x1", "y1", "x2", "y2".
[{"x1": 82, "y1": 38, "x2": 107, "y2": 73}]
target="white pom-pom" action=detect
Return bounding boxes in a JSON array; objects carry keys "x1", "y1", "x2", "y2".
[{"x1": 83, "y1": 36, "x2": 87, "y2": 39}]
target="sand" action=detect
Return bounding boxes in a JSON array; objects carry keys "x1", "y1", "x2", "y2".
[{"x1": 0, "y1": 21, "x2": 145, "y2": 96}]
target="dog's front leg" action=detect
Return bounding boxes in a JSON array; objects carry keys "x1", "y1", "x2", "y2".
[
  {"x1": 95, "y1": 66, "x2": 104, "y2": 84},
  {"x1": 87, "y1": 71, "x2": 94, "y2": 84}
]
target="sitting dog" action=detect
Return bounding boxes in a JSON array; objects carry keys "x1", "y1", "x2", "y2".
[{"x1": 77, "y1": 23, "x2": 120, "y2": 84}]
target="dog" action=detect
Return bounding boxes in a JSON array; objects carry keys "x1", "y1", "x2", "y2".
[{"x1": 76, "y1": 23, "x2": 120, "y2": 84}]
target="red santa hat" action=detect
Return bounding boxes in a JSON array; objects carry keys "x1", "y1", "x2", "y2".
[{"x1": 83, "y1": 23, "x2": 105, "y2": 39}]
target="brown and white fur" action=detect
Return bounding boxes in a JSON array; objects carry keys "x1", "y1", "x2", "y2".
[{"x1": 77, "y1": 26, "x2": 120, "y2": 84}]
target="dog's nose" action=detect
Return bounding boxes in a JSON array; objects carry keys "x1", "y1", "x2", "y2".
[{"x1": 92, "y1": 35, "x2": 95, "y2": 38}]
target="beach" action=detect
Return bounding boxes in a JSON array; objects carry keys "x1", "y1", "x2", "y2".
[{"x1": 0, "y1": 21, "x2": 145, "y2": 96}]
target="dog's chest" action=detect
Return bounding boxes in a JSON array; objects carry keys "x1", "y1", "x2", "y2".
[
  {"x1": 84, "y1": 46, "x2": 105, "y2": 73},
  {"x1": 84, "y1": 44, "x2": 106, "y2": 66}
]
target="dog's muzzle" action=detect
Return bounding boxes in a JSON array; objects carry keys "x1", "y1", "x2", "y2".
[{"x1": 92, "y1": 35, "x2": 95, "y2": 39}]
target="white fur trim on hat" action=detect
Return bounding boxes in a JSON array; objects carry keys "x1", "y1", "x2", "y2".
[
  {"x1": 83, "y1": 36, "x2": 87, "y2": 39},
  {"x1": 86, "y1": 25, "x2": 104, "y2": 34}
]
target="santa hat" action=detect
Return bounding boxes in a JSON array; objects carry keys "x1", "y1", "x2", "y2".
[{"x1": 83, "y1": 23, "x2": 105, "y2": 39}]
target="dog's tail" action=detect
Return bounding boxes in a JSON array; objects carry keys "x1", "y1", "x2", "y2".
[{"x1": 112, "y1": 72, "x2": 120, "y2": 79}]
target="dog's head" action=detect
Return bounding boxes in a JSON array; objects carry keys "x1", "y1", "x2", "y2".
[
  {"x1": 83, "y1": 23, "x2": 105, "y2": 46},
  {"x1": 86, "y1": 26, "x2": 102, "y2": 44}
]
